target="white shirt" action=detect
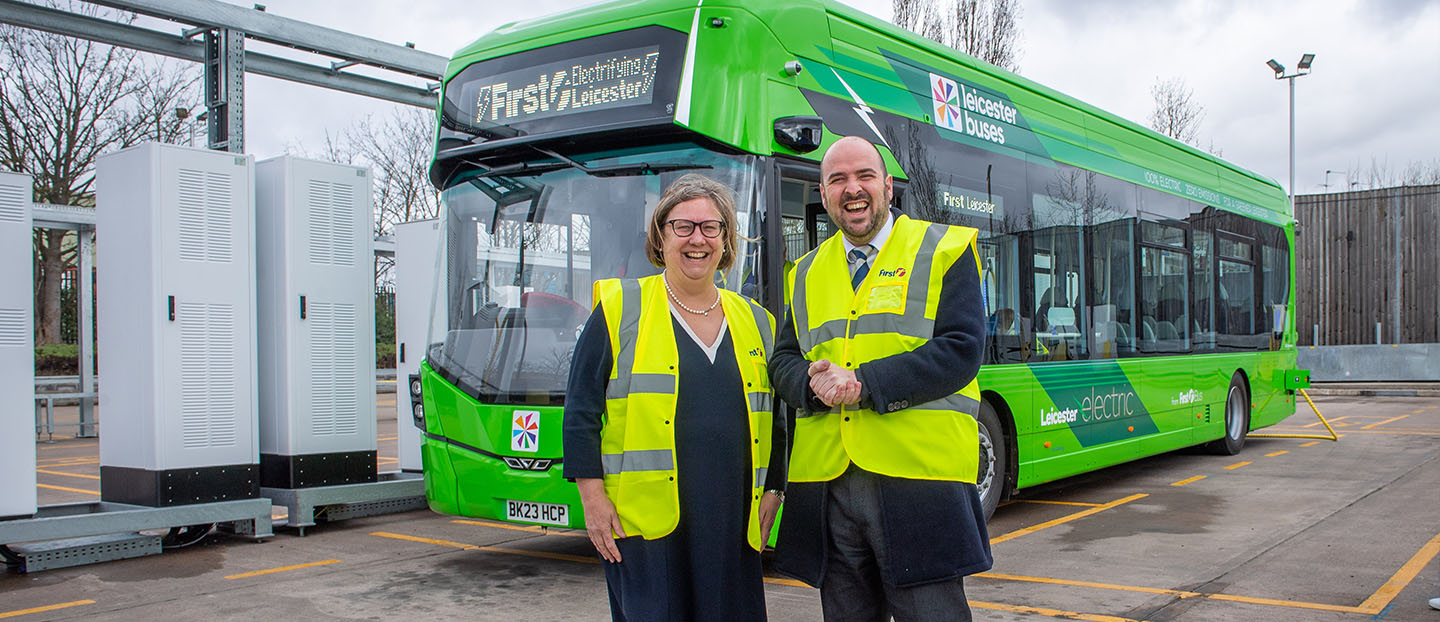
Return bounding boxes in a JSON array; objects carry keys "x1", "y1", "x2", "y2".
[
  {"x1": 842, "y1": 208, "x2": 894, "y2": 276},
  {"x1": 668, "y1": 303, "x2": 727, "y2": 363}
]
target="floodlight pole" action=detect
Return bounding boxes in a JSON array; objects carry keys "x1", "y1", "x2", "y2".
[{"x1": 1268, "y1": 54, "x2": 1314, "y2": 207}]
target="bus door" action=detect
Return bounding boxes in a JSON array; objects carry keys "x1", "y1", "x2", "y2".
[{"x1": 769, "y1": 163, "x2": 827, "y2": 314}]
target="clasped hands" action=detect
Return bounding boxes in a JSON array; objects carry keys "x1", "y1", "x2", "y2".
[{"x1": 808, "y1": 359, "x2": 861, "y2": 407}]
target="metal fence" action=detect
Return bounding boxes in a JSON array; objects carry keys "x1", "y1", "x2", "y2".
[{"x1": 1294, "y1": 184, "x2": 1440, "y2": 345}]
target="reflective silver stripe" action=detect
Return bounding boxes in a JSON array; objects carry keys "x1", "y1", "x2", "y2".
[
  {"x1": 601, "y1": 449, "x2": 675, "y2": 475},
  {"x1": 923, "y1": 392, "x2": 980, "y2": 415},
  {"x1": 900, "y1": 223, "x2": 949, "y2": 332},
  {"x1": 748, "y1": 300, "x2": 772, "y2": 352},
  {"x1": 810, "y1": 317, "x2": 850, "y2": 347},
  {"x1": 607, "y1": 373, "x2": 677, "y2": 399},
  {"x1": 847, "y1": 313, "x2": 934, "y2": 341},
  {"x1": 795, "y1": 406, "x2": 835, "y2": 419},
  {"x1": 747, "y1": 391, "x2": 772, "y2": 414},
  {"x1": 791, "y1": 251, "x2": 818, "y2": 352},
  {"x1": 609, "y1": 279, "x2": 644, "y2": 397},
  {"x1": 754, "y1": 466, "x2": 768, "y2": 488}
]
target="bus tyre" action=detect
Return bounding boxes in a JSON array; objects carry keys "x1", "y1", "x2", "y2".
[
  {"x1": 1207, "y1": 374, "x2": 1250, "y2": 455},
  {"x1": 977, "y1": 400, "x2": 1007, "y2": 521}
]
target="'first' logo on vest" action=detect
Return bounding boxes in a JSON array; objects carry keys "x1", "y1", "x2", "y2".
[{"x1": 876, "y1": 267, "x2": 906, "y2": 278}]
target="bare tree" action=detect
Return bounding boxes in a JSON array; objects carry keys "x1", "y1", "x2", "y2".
[
  {"x1": 1401, "y1": 158, "x2": 1440, "y2": 186},
  {"x1": 894, "y1": 0, "x2": 1023, "y2": 71},
  {"x1": 0, "y1": 1, "x2": 199, "y2": 345},
  {"x1": 291, "y1": 106, "x2": 441, "y2": 288},
  {"x1": 1148, "y1": 77, "x2": 1205, "y2": 147},
  {"x1": 1346, "y1": 157, "x2": 1440, "y2": 190},
  {"x1": 893, "y1": 0, "x2": 929, "y2": 35},
  {"x1": 952, "y1": 0, "x2": 1023, "y2": 71}
]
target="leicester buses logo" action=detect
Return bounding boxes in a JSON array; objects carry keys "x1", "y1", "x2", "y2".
[
  {"x1": 931, "y1": 73, "x2": 962, "y2": 131},
  {"x1": 511, "y1": 410, "x2": 540, "y2": 452}
]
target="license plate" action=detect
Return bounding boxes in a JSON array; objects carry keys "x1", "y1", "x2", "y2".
[{"x1": 505, "y1": 499, "x2": 569, "y2": 526}]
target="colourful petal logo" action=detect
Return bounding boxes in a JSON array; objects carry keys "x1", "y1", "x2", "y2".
[
  {"x1": 931, "y1": 73, "x2": 962, "y2": 131},
  {"x1": 511, "y1": 410, "x2": 540, "y2": 452}
]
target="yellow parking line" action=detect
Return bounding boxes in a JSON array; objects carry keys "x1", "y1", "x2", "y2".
[
  {"x1": 451, "y1": 519, "x2": 586, "y2": 537},
  {"x1": 1267, "y1": 427, "x2": 1438, "y2": 437},
  {"x1": 979, "y1": 571, "x2": 1365, "y2": 614},
  {"x1": 1010, "y1": 499, "x2": 1106, "y2": 508},
  {"x1": 1356, "y1": 532, "x2": 1440, "y2": 614},
  {"x1": 1362, "y1": 414, "x2": 1409, "y2": 429},
  {"x1": 225, "y1": 559, "x2": 340, "y2": 580},
  {"x1": 979, "y1": 572, "x2": 1192, "y2": 598},
  {"x1": 0, "y1": 600, "x2": 95, "y2": 619},
  {"x1": 370, "y1": 531, "x2": 598, "y2": 564},
  {"x1": 1299, "y1": 441, "x2": 1320, "y2": 447},
  {"x1": 34, "y1": 457, "x2": 98, "y2": 465},
  {"x1": 35, "y1": 442, "x2": 97, "y2": 450},
  {"x1": 971, "y1": 600, "x2": 1142, "y2": 622},
  {"x1": 1303, "y1": 415, "x2": 1346, "y2": 428},
  {"x1": 35, "y1": 468, "x2": 100, "y2": 480},
  {"x1": 990, "y1": 494, "x2": 1147, "y2": 545},
  {"x1": 1224, "y1": 461, "x2": 1251, "y2": 470},
  {"x1": 1204, "y1": 592, "x2": 1364, "y2": 614},
  {"x1": 37, "y1": 483, "x2": 98, "y2": 495},
  {"x1": 1265, "y1": 450, "x2": 1288, "y2": 458},
  {"x1": 1170, "y1": 475, "x2": 1206, "y2": 487}
]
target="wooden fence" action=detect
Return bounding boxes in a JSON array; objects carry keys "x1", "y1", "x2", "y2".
[{"x1": 1294, "y1": 184, "x2": 1439, "y2": 345}]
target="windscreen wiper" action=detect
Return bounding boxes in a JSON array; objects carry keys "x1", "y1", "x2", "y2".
[
  {"x1": 531, "y1": 146, "x2": 711, "y2": 178},
  {"x1": 472, "y1": 160, "x2": 572, "y2": 179}
]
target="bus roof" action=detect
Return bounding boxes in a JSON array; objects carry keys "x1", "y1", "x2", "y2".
[{"x1": 441, "y1": 0, "x2": 1288, "y2": 221}]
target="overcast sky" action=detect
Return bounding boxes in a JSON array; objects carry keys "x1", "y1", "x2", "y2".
[{"x1": 220, "y1": 0, "x2": 1440, "y2": 195}]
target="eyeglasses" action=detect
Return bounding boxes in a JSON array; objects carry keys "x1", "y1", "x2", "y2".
[{"x1": 665, "y1": 219, "x2": 725, "y2": 238}]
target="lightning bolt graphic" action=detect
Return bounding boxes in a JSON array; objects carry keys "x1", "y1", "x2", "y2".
[{"x1": 831, "y1": 68, "x2": 889, "y2": 148}]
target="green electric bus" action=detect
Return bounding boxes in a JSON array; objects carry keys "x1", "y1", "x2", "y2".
[{"x1": 414, "y1": 0, "x2": 1304, "y2": 527}]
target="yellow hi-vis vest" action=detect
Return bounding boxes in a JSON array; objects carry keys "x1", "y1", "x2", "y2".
[
  {"x1": 593, "y1": 274, "x2": 776, "y2": 550},
  {"x1": 785, "y1": 214, "x2": 983, "y2": 483}
]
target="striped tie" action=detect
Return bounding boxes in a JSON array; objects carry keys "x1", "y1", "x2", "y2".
[{"x1": 850, "y1": 246, "x2": 871, "y2": 290}]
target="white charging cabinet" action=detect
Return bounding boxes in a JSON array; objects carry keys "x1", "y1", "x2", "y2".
[
  {"x1": 96, "y1": 143, "x2": 258, "y2": 507},
  {"x1": 394, "y1": 219, "x2": 441, "y2": 472},
  {"x1": 0, "y1": 171, "x2": 35, "y2": 518},
  {"x1": 255, "y1": 156, "x2": 376, "y2": 488}
]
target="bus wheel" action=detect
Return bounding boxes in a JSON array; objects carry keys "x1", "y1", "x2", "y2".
[
  {"x1": 977, "y1": 400, "x2": 1007, "y2": 521},
  {"x1": 1207, "y1": 374, "x2": 1250, "y2": 455}
]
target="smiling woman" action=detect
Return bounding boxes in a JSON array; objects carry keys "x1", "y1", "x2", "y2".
[{"x1": 559, "y1": 173, "x2": 784, "y2": 621}]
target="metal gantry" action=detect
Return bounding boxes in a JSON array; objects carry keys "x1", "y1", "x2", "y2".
[{"x1": 0, "y1": 0, "x2": 448, "y2": 152}]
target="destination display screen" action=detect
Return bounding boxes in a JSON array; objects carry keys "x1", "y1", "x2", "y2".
[
  {"x1": 459, "y1": 45, "x2": 661, "y2": 126},
  {"x1": 437, "y1": 26, "x2": 685, "y2": 153}
]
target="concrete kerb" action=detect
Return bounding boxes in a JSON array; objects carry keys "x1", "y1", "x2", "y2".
[{"x1": 1304, "y1": 383, "x2": 1440, "y2": 398}]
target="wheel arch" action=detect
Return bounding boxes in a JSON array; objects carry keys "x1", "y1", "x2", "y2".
[
  {"x1": 1232, "y1": 367, "x2": 1253, "y2": 428},
  {"x1": 981, "y1": 389, "x2": 1018, "y2": 501}
]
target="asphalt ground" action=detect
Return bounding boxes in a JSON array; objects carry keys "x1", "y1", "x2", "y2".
[{"x1": 4, "y1": 392, "x2": 1439, "y2": 621}]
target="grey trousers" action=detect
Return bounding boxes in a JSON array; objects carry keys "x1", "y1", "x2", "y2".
[{"x1": 820, "y1": 468, "x2": 973, "y2": 622}]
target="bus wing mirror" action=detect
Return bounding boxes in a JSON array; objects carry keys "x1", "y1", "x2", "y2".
[{"x1": 774, "y1": 116, "x2": 823, "y2": 154}]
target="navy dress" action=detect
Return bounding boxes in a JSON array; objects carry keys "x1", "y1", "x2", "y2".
[{"x1": 564, "y1": 307, "x2": 783, "y2": 622}]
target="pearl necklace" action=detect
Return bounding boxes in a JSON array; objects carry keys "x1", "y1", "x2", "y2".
[{"x1": 663, "y1": 272, "x2": 721, "y2": 316}]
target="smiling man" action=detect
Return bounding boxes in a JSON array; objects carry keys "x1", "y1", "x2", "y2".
[{"x1": 769, "y1": 136, "x2": 992, "y2": 621}]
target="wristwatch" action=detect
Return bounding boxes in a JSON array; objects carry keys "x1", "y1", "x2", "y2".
[{"x1": 764, "y1": 489, "x2": 786, "y2": 503}]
